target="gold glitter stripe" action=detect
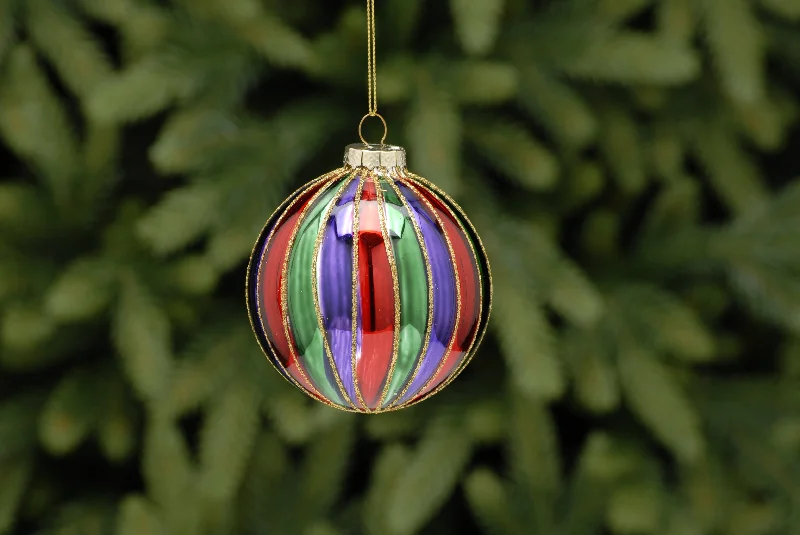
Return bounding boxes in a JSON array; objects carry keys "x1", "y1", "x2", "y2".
[
  {"x1": 279, "y1": 179, "x2": 340, "y2": 400},
  {"x1": 350, "y1": 173, "x2": 369, "y2": 411},
  {"x1": 248, "y1": 168, "x2": 347, "y2": 408},
  {"x1": 407, "y1": 171, "x2": 491, "y2": 374},
  {"x1": 394, "y1": 173, "x2": 462, "y2": 405},
  {"x1": 401, "y1": 171, "x2": 493, "y2": 409},
  {"x1": 402, "y1": 173, "x2": 485, "y2": 407},
  {"x1": 384, "y1": 169, "x2": 434, "y2": 409},
  {"x1": 374, "y1": 168, "x2": 402, "y2": 409},
  {"x1": 311, "y1": 173, "x2": 357, "y2": 409},
  {"x1": 409, "y1": 172, "x2": 484, "y2": 380}
]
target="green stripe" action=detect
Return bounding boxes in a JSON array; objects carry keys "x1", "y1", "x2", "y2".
[
  {"x1": 288, "y1": 179, "x2": 347, "y2": 404},
  {"x1": 380, "y1": 177, "x2": 429, "y2": 407}
]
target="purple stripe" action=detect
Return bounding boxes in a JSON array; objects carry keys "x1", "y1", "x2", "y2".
[
  {"x1": 396, "y1": 181, "x2": 457, "y2": 403},
  {"x1": 338, "y1": 175, "x2": 359, "y2": 205},
  {"x1": 319, "y1": 175, "x2": 361, "y2": 405},
  {"x1": 355, "y1": 277, "x2": 363, "y2": 406}
]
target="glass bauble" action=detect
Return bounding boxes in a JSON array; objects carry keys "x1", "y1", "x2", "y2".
[{"x1": 247, "y1": 144, "x2": 491, "y2": 412}]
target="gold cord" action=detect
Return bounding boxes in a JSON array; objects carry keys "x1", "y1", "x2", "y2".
[
  {"x1": 367, "y1": 0, "x2": 377, "y2": 115},
  {"x1": 359, "y1": 0, "x2": 387, "y2": 145}
]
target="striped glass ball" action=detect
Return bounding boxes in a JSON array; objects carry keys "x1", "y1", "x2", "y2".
[{"x1": 246, "y1": 144, "x2": 491, "y2": 412}]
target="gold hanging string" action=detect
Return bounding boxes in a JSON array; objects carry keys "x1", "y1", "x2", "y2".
[
  {"x1": 359, "y1": 0, "x2": 387, "y2": 145},
  {"x1": 367, "y1": 0, "x2": 377, "y2": 115}
]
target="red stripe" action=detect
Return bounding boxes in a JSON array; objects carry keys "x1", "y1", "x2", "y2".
[
  {"x1": 356, "y1": 178, "x2": 395, "y2": 407},
  {"x1": 261, "y1": 182, "x2": 327, "y2": 396},
  {"x1": 414, "y1": 185, "x2": 481, "y2": 398}
]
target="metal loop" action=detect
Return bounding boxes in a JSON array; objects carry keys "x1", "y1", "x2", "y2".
[{"x1": 358, "y1": 113, "x2": 388, "y2": 145}]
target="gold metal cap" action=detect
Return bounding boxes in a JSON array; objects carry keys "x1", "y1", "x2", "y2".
[{"x1": 344, "y1": 144, "x2": 406, "y2": 170}]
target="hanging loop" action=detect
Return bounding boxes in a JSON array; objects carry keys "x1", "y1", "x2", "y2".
[{"x1": 358, "y1": 113, "x2": 388, "y2": 145}]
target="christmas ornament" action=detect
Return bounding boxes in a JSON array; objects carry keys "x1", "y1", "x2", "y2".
[{"x1": 246, "y1": 0, "x2": 491, "y2": 413}]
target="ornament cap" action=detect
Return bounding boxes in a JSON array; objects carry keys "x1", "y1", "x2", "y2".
[{"x1": 344, "y1": 143, "x2": 406, "y2": 170}]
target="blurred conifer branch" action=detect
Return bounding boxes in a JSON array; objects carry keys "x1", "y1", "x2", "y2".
[{"x1": 0, "y1": 0, "x2": 799, "y2": 533}]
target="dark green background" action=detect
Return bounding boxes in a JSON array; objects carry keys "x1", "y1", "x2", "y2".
[{"x1": 1, "y1": 0, "x2": 800, "y2": 534}]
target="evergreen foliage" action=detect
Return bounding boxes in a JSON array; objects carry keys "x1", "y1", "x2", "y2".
[{"x1": 1, "y1": 0, "x2": 800, "y2": 533}]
